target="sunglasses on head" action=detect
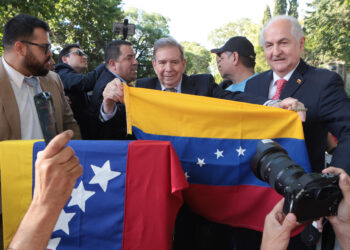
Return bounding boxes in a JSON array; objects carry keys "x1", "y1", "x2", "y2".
[
  {"x1": 21, "y1": 40, "x2": 52, "y2": 54},
  {"x1": 65, "y1": 50, "x2": 88, "y2": 57}
]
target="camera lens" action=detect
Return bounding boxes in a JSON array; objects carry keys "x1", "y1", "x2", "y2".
[{"x1": 250, "y1": 139, "x2": 306, "y2": 196}]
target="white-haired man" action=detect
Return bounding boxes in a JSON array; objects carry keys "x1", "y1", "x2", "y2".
[{"x1": 245, "y1": 15, "x2": 350, "y2": 249}]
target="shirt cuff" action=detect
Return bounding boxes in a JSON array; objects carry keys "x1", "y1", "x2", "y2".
[
  {"x1": 264, "y1": 99, "x2": 281, "y2": 106},
  {"x1": 100, "y1": 103, "x2": 117, "y2": 122}
]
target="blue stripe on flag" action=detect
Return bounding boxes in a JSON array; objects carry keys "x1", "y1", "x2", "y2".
[
  {"x1": 133, "y1": 127, "x2": 311, "y2": 187},
  {"x1": 33, "y1": 140, "x2": 131, "y2": 250}
]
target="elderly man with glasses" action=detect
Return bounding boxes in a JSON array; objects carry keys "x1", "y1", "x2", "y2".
[{"x1": 55, "y1": 44, "x2": 104, "y2": 139}]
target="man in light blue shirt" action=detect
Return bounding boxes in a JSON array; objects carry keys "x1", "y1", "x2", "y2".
[{"x1": 211, "y1": 36, "x2": 257, "y2": 92}]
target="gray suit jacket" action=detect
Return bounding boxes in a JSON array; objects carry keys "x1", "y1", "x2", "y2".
[{"x1": 0, "y1": 59, "x2": 81, "y2": 141}]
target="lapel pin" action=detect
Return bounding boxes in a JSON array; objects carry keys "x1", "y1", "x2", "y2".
[{"x1": 297, "y1": 79, "x2": 302, "y2": 84}]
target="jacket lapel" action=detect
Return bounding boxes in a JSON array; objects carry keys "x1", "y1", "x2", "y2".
[
  {"x1": 0, "y1": 59, "x2": 21, "y2": 139},
  {"x1": 180, "y1": 74, "x2": 195, "y2": 94},
  {"x1": 260, "y1": 71, "x2": 273, "y2": 97},
  {"x1": 155, "y1": 79, "x2": 162, "y2": 90},
  {"x1": 280, "y1": 59, "x2": 308, "y2": 99}
]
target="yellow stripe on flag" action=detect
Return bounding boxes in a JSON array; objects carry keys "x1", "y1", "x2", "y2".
[
  {"x1": 124, "y1": 85, "x2": 304, "y2": 140},
  {"x1": 0, "y1": 140, "x2": 39, "y2": 248}
]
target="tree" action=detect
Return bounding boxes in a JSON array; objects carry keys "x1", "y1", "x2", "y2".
[
  {"x1": 0, "y1": 0, "x2": 59, "y2": 55},
  {"x1": 182, "y1": 42, "x2": 211, "y2": 75},
  {"x1": 288, "y1": 0, "x2": 299, "y2": 18},
  {"x1": 0, "y1": 0, "x2": 124, "y2": 69},
  {"x1": 273, "y1": 0, "x2": 287, "y2": 15},
  {"x1": 208, "y1": 18, "x2": 270, "y2": 74},
  {"x1": 303, "y1": 0, "x2": 350, "y2": 66},
  {"x1": 262, "y1": 5, "x2": 272, "y2": 25},
  {"x1": 50, "y1": 0, "x2": 123, "y2": 69},
  {"x1": 125, "y1": 8, "x2": 170, "y2": 78}
]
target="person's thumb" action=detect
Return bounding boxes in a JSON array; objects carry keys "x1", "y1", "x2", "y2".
[
  {"x1": 282, "y1": 213, "x2": 297, "y2": 233},
  {"x1": 339, "y1": 174, "x2": 350, "y2": 202}
]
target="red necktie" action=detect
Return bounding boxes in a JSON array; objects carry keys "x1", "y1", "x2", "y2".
[{"x1": 272, "y1": 79, "x2": 287, "y2": 100}]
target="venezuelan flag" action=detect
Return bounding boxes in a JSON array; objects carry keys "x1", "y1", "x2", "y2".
[
  {"x1": 0, "y1": 140, "x2": 187, "y2": 250},
  {"x1": 124, "y1": 85, "x2": 311, "y2": 231}
]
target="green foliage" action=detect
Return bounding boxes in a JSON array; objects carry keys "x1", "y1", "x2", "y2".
[
  {"x1": 0, "y1": 0, "x2": 59, "y2": 56},
  {"x1": 208, "y1": 18, "x2": 259, "y2": 47},
  {"x1": 273, "y1": 0, "x2": 287, "y2": 15},
  {"x1": 288, "y1": 0, "x2": 299, "y2": 18},
  {"x1": 262, "y1": 5, "x2": 272, "y2": 25},
  {"x1": 51, "y1": 0, "x2": 123, "y2": 69},
  {"x1": 182, "y1": 42, "x2": 211, "y2": 75},
  {"x1": 304, "y1": 0, "x2": 350, "y2": 66},
  {"x1": 125, "y1": 8, "x2": 170, "y2": 78},
  {"x1": 208, "y1": 54, "x2": 223, "y2": 83},
  {"x1": 0, "y1": 0, "x2": 123, "y2": 69},
  {"x1": 208, "y1": 18, "x2": 270, "y2": 74}
]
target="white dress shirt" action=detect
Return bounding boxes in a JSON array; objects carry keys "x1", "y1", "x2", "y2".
[
  {"x1": 268, "y1": 63, "x2": 299, "y2": 99},
  {"x1": 2, "y1": 57, "x2": 43, "y2": 139}
]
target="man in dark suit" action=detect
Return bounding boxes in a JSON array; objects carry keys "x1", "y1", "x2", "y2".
[
  {"x1": 89, "y1": 40, "x2": 138, "y2": 140},
  {"x1": 245, "y1": 15, "x2": 350, "y2": 174},
  {"x1": 244, "y1": 15, "x2": 350, "y2": 250},
  {"x1": 102, "y1": 37, "x2": 308, "y2": 250}
]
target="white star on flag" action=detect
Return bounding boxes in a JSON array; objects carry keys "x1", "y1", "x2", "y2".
[
  {"x1": 68, "y1": 181, "x2": 96, "y2": 212},
  {"x1": 53, "y1": 210, "x2": 76, "y2": 235},
  {"x1": 47, "y1": 237, "x2": 61, "y2": 250},
  {"x1": 89, "y1": 160, "x2": 121, "y2": 192},
  {"x1": 236, "y1": 146, "x2": 246, "y2": 156},
  {"x1": 214, "y1": 149, "x2": 224, "y2": 159},
  {"x1": 196, "y1": 158, "x2": 206, "y2": 167},
  {"x1": 185, "y1": 172, "x2": 190, "y2": 179}
]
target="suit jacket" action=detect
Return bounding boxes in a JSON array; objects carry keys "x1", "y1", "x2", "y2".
[
  {"x1": 90, "y1": 66, "x2": 133, "y2": 140},
  {"x1": 245, "y1": 59, "x2": 350, "y2": 173},
  {"x1": 136, "y1": 74, "x2": 267, "y2": 104},
  {"x1": 0, "y1": 59, "x2": 81, "y2": 141}
]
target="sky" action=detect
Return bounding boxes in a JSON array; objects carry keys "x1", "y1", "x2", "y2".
[{"x1": 122, "y1": 0, "x2": 309, "y2": 49}]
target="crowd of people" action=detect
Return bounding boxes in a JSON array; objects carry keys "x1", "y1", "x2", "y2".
[{"x1": 1, "y1": 12, "x2": 350, "y2": 250}]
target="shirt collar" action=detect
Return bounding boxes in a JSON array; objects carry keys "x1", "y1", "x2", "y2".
[
  {"x1": 160, "y1": 77, "x2": 182, "y2": 93},
  {"x1": 108, "y1": 68, "x2": 127, "y2": 83},
  {"x1": 2, "y1": 56, "x2": 37, "y2": 88},
  {"x1": 272, "y1": 61, "x2": 300, "y2": 85}
]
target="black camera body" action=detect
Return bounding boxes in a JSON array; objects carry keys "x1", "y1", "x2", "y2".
[
  {"x1": 34, "y1": 92, "x2": 58, "y2": 144},
  {"x1": 250, "y1": 139, "x2": 342, "y2": 222}
]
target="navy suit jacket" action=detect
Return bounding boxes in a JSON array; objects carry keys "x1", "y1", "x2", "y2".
[
  {"x1": 136, "y1": 74, "x2": 267, "y2": 104},
  {"x1": 90, "y1": 66, "x2": 132, "y2": 140},
  {"x1": 245, "y1": 59, "x2": 350, "y2": 173}
]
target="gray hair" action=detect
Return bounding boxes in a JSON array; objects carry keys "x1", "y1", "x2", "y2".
[
  {"x1": 260, "y1": 15, "x2": 304, "y2": 47},
  {"x1": 153, "y1": 37, "x2": 185, "y2": 60}
]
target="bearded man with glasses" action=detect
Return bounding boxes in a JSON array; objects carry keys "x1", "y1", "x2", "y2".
[
  {"x1": 55, "y1": 44, "x2": 104, "y2": 139},
  {"x1": 0, "y1": 13, "x2": 81, "y2": 249}
]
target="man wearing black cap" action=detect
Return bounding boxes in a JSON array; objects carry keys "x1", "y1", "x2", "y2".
[{"x1": 211, "y1": 36, "x2": 257, "y2": 92}]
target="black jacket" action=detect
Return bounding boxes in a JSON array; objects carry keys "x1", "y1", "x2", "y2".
[{"x1": 55, "y1": 63, "x2": 104, "y2": 138}]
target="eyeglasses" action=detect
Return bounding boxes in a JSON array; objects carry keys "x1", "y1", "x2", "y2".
[
  {"x1": 20, "y1": 40, "x2": 52, "y2": 54},
  {"x1": 64, "y1": 50, "x2": 88, "y2": 57}
]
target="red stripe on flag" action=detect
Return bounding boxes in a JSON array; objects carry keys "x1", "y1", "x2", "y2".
[
  {"x1": 184, "y1": 184, "x2": 304, "y2": 236},
  {"x1": 122, "y1": 140, "x2": 189, "y2": 250}
]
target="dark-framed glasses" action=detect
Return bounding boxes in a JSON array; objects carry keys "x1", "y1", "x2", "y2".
[
  {"x1": 65, "y1": 50, "x2": 88, "y2": 57},
  {"x1": 20, "y1": 40, "x2": 52, "y2": 54}
]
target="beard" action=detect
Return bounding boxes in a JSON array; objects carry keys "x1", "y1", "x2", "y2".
[{"x1": 23, "y1": 48, "x2": 50, "y2": 76}]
